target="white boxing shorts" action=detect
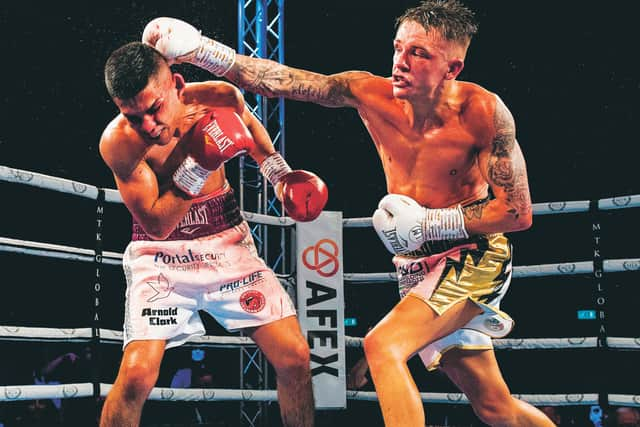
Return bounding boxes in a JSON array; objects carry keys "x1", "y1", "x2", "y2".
[{"x1": 122, "y1": 187, "x2": 296, "y2": 350}]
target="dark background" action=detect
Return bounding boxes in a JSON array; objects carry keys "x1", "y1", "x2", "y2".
[{"x1": 0, "y1": 0, "x2": 638, "y2": 424}]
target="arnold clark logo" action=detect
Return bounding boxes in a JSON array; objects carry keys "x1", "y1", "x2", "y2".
[{"x1": 141, "y1": 307, "x2": 178, "y2": 326}]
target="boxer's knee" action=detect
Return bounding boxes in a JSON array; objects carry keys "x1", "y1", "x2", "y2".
[
  {"x1": 363, "y1": 328, "x2": 401, "y2": 369},
  {"x1": 470, "y1": 394, "x2": 518, "y2": 426},
  {"x1": 271, "y1": 337, "x2": 311, "y2": 381},
  {"x1": 116, "y1": 358, "x2": 160, "y2": 401}
]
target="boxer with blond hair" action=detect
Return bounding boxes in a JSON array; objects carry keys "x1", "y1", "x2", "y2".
[{"x1": 141, "y1": 1, "x2": 555, "y2": 425}]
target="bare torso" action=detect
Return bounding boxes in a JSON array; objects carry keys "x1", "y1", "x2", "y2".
[
  {"x1": 354, "y1": 76, "x2": 495, "y2": 208},
  {"x1": 99, "y1": 81, "x2": 252, "y2": 239},
  {"x1": 102, "y1": 82, "x2": 239, "y2": 196}
]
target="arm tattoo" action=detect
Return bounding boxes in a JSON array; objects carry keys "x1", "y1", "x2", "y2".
[
  {"x1": 230, "y1": 58, "x2": 356, "y2": 107},
  {"x1": 463, "y1": 200, "x2": 488, "y2": 221},
  {"x1": 487, "y1": 99, "x2": 531, "y2": 219}
]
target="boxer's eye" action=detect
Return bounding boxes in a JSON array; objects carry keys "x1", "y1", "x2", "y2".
[
  {"x1": 412, "y1": 48, "x2": 429, "y2": 58},
  {"x1": 125, "y1": 115, "x2": 142, "y2": 125}
]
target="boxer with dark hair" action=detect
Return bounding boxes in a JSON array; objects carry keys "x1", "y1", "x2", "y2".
[{"x1": 100, "y1": 41, "x2": 323, "y2": 427}]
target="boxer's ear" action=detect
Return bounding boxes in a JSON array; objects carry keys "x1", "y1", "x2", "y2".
[
  {"x1": 173, "y1": 73, "x2": 186, "y2": 95},
  {"x1": 445, "y1": 59, "x2": 464, "y2": 80}
]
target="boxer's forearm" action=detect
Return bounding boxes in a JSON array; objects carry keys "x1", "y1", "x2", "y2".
[
  {"x1": 227, "y1": 55, "x2": 355, "y2": 107},
  {"x1": 462, "y1": 198, "x2": 532, "y2": 235}
]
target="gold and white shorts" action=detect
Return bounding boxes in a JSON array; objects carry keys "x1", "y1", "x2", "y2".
[{"x1": 393, "y1": 233, "x2": 514, "y2": 370}]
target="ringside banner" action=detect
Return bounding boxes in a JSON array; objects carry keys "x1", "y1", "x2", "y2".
[{"x1": 296, "y1": 211, "x2": 346, "y2": 408}]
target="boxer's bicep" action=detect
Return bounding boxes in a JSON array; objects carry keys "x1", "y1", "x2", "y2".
[
  {"x1": 479, "y1": 97, "x2": 532, "y2": 222},
  {"x1": 114, "y1": 161, "x2": 161, "y2": 222},
  {"x1": 239, "y1": 104, "x2": 277, "y2": 164}
]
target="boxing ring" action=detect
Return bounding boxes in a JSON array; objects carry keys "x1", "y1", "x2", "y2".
[{"x1": 1, "y1": 164, "x2": 639, "y2": 422}]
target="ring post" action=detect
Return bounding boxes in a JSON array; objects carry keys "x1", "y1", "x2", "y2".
[{"x1": 296, "y1": 211, "x2": 346, "y2": 409}]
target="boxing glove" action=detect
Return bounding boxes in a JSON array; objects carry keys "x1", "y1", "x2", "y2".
[
  {"x1": 372, "y1": 194, "x2": 468, "y2": 254},
  {"x1": 174, "y1": 108, "x2": 254, "y2": 197},
  {"x1": 280, "y1": 170, "x2": 328, "y2": 222},
  {"x1": 259, "y1": 153, "x2": 328, "y2": 222},
  {"x1": 142, "y1": 17, "x2": 236, "y2": 76}
]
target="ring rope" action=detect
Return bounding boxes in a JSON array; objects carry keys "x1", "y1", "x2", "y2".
[
  {"x1": 0, "y1": 165, "x2": 294, "y2": 226},
  {"x1": 1, "y1": 383, "x2": 627, "y2": 408},
  {"x1": 342, "y1": 197, "x2": 640, "y2": 228},
  {"x1": 3, "y1": 237, "x2": 637, "y2": 278},
  {"x1": 2, "y1": 165, "x2": 639, "y2": 224},
  {"x1": 343, "y1": 258, "x2": 639, "y2": 283},
  {"x1": 0, "y1": 236, "x2": 123, "y2": 265},
  {"x1": 2, "y1": 325, "x2": 638, "y2": 351}
]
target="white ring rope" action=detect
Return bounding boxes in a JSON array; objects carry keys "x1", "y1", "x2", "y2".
[
  {"x1": 2, "y1": 383, "x2": 629, "y2": 408},
  {"x1": 2, "y1": 325, "x2": 639, "y2": 351},
  {"x1": 2, "y1": 165, "x2": 639, "y2": 407},
  {"x1": 2, "y1": 165, "x2": 639, "y2": 223},
  {"x1": 343, "y1": 258, "x2": 640, "y2": 283},
  {"x1": 341, "y1": 198, "x2": 640, "y2": 228},
  {"x1": 344, "y1": 336, "x2": 640, "y2": 350},
  {"x1": 3, "y1": 236, "x2": 638, "y2": 279},
  {"x1": 0, "y1": 165, "x2": 293, "y2": 225},
  {"x1": 0, "y1": 237, "x2": 123, "y2": 265},
  {"x1": 344, "y1": 391, "x2": 602, "y2": 406}
]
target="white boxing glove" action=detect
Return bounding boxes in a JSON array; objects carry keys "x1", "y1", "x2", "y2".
[
  {"x1": 142, "y1": 17, "x2": 236, "y2": 76},
  {"x1": 372, "y1": 194, "x2": 469, "y2": 254}
]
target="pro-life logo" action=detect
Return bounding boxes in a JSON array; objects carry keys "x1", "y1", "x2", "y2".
[
  {"x1": 239, "y1": 290, "x2": 266, "y2": 313},
  {"x1": 302, "y1": 239, "x2": 339, "y2": 277}
]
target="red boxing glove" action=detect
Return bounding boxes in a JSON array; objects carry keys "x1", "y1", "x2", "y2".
[
  {"x1": 280, "y1": 170, "x2": 328, "y2": 222},
  {"x1": 174, "y1": 108, "x2": 254, "y2": 197}
]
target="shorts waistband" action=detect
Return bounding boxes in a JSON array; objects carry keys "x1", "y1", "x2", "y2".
[
  {"x1": 132, "y1": 186, "x2": 243, "y2": 241},
  {"x1": 405, "y1": 235, "x2": 484, "y2": 257}
]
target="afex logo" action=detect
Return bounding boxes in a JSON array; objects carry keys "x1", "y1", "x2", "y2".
[{"x1": 302, "y1": 239, "x2": 339, "y2": 277}]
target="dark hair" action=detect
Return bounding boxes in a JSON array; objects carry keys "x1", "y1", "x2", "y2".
[
  {"x1": 396, "y1": 0, "x2": 478, "y2": 46},
  {"x1": 104, "y1": 41, "x2": 167, "y2": 100}
]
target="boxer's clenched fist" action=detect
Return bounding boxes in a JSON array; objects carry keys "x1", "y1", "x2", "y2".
[
  {"x1": 372, "y1": 194, "x2": 468, "y2": 254},
  {"x1": 142, "y1": 17, "x2": 201, "y2": 65},
  {"x1": 143, "y1": 17, "x2": 236, "y2": 76},
  {"x1": 280, "y1": 170, "x2": 328, "y2": 222},
  {"x1": 258, "y1": 153, "x2": 328, "y2": 222}
]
